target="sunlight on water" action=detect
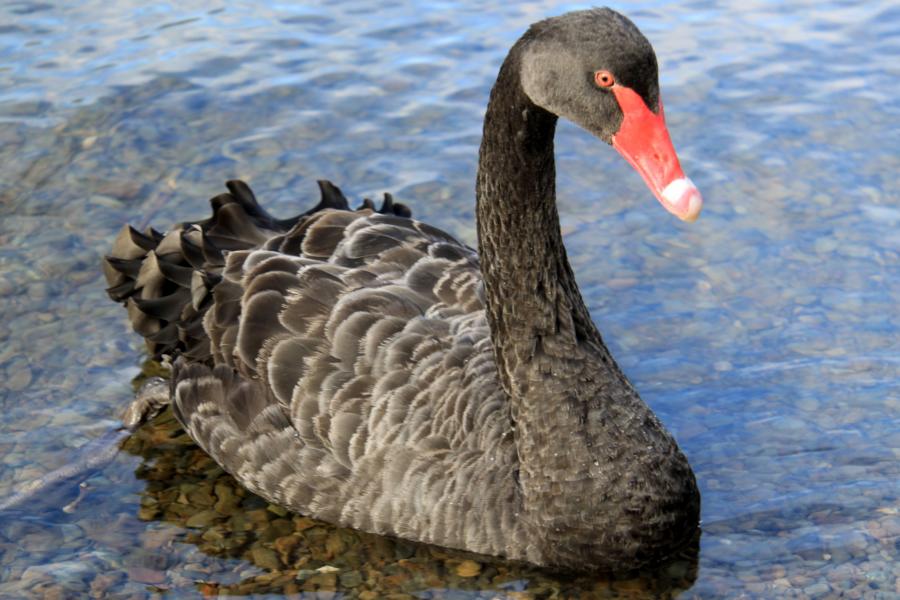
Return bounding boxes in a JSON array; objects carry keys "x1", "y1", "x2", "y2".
[{"x1": 0, "y1": 0, "x2": 898, "y2": 597}]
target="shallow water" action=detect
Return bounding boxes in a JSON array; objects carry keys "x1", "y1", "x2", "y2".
[{"x1": 1, "y1": 0, "x2": 898, "y2": 597}]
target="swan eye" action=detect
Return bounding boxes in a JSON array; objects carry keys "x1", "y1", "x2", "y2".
[{"x1": 594, "y1": 70, "x2": 615, "y2": 88}]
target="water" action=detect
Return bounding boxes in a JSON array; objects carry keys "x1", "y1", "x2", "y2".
[{"x1": 1, "y1": 0, "x2": 898, "y2": 597}]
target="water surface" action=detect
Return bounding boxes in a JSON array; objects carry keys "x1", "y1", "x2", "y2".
[{"x1": 1, "y1": 0, "x2": 898, "y2": 598}]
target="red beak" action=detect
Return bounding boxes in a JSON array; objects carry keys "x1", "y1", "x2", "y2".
[{"x1": 611, "y1": 86, "x2": 702, "y2": 222}]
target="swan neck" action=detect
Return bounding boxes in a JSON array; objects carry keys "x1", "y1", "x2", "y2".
[{"x1": 475, "y1": 51, "x2": 601, "y2": 397}]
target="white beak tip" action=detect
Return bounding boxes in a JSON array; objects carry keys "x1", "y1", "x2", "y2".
[{"x1": 661, "y1": 177, "x2": 703, "y2": 222}]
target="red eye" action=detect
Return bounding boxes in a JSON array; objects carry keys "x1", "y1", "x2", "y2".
[{"x1": 594, "y1": 70, "x2": 615, "y2": 88}]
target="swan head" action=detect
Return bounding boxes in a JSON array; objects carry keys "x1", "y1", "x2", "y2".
[{"x1": 519, "y1": 8, "x2": 703, "y2": 222}]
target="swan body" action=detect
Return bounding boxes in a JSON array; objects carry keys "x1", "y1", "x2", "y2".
[{"x1": 105, "y1": 8, "x2": 701, "y2": 572}]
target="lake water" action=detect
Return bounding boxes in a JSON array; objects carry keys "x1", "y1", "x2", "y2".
[{"x1": 1, "y1": 0, "x2": 898, "y2": 598}]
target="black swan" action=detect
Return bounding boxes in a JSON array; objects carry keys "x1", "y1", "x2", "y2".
[{"x1": 103, "y1": 8, "x2": 702, "y2": 572}]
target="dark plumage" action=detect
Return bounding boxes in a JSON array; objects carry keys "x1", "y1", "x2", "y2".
[{"x1": 104, "y1": 8, "x2": 700, "y2": 572}]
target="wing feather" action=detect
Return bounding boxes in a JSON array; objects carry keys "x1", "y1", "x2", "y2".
[{"x1": 108, "y1": 180, "x2": 516, "y2": 557}]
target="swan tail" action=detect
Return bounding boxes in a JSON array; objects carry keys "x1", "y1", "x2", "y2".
[{"x1": 104, "y1": 179, "x2": 411, "y2": 362}]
